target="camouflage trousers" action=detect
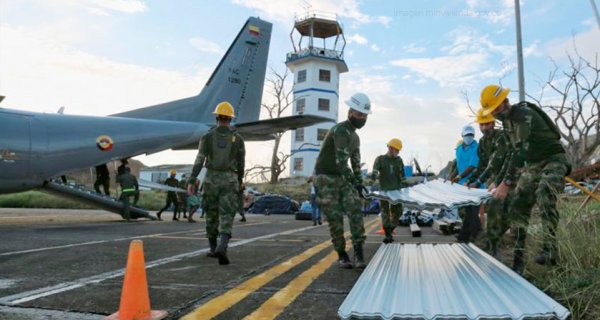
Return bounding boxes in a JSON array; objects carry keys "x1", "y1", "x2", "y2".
[
  {"x1": 314, "y1": 175, "x2": 365, "y2": 253},
  {"x1": 510, "y1": 154, "x2": 569, "y2": 257},
  {"x1": 485, "y1": 189, "x2": 513, "y2": 247},
  {"x1": 203, "y1": 171, "x2": 239, "y2": 239},
  {"x1": 379, "y1": 199, "x2": 402, "y2": 232}
]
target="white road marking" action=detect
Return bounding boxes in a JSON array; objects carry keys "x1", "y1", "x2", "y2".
[
  {"x1": 0, "y1": 221, "x2": 269, "y2": 257},
  {"x1": 0, "y1": 224, "x2": 319, "y2": 305}
]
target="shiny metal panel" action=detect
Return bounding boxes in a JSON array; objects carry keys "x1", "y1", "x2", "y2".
[
  {"x1": 338, "y1": 243, "x2": 570, "y2": 320},
  {"x1": 368, "y1": 179, "x2": 491, "y2": 210}
]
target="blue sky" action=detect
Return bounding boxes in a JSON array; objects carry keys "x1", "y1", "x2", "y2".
[{"x1": 1, "y1": 0, "x2": 598, "y2": 175}]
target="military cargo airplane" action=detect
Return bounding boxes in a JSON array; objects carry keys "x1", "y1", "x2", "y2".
[{"x1": 0, "y1": 17, "x2": 329, "y2": 217}]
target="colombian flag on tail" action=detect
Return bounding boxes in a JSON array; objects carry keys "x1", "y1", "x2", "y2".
[{"x1": 249, "y1": 25, "x2": 260, "y2": 37}]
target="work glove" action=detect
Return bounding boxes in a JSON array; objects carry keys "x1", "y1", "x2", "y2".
[{"x1": 354, "y1": 184, "x2": 369, "y2": 199}]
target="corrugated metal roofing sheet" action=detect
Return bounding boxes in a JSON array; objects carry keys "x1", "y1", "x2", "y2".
[
  {"x1": 367, "y1": 179, "x2": 491, "y2": 210},
  {"x1": 339, "y1": 243, "x2": 570, "y2": 320}
]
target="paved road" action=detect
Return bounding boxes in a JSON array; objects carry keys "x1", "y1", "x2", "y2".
[{"x1": 0, "y1": 208, "x2": 455, "y2": 319}]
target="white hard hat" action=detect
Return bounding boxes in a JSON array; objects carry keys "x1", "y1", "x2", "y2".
[
  {"x1": 345, "y1": 93, "x2": 372, "y2": 115},
  {"x1": 462, "y1": 125, "x2": 476, "y2": 136}
]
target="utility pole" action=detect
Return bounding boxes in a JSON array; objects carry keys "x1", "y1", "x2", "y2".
[
  {"x1": 514, "y1": 0, "x2": 525, "y2": 102},
  {"x1": 591, "y1": 0, "x2": 600, "y2": 30}
]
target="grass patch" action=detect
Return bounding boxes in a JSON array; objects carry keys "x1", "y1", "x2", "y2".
[
  {"x1": 0, "y1": 190, "x2": 168, "y2": 211},
  {"x1": 523, "y1": 197, "x2": 600, "y2": 319}
]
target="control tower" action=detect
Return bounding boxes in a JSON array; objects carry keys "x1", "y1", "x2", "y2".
[{"x1": 286, "y1": 11, "x2": 348, "y2": 177}]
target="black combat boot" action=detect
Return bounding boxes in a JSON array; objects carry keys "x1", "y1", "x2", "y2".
[
  {"x1": 337, "y1": 250, "x2": 353, "y2": 269},
  {"x1": 534, "y1": 248, "x2": 557, "y2": 266},
  {"x1": 215, "y1": 234, "x2": 231, "y2": 265},
  {"x1": 353, "y1": 244, "x2": 367, "y2": 269},
  {"x1": 382, "y1": 228, "x2": 393, "y2": 244},
  {"x1": 512, "y1": 250, "x2": 525, "y2": 274},
  {"x1": 206, "y1": 238, "x2": 217, "y2": 258}
]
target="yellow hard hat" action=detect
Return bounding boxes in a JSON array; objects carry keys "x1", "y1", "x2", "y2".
[
  {"x1": 387, "y1": 138, "x2": 403, "y2": 151},
  {"x1": 480, "y1": 85, "x2": 510, "y2": 116},
  {"x1": 213, "y1": 101, "x2": 235, "y2": 118},
  {"x1": 169, "y1": 169, "x2": 176, "y2": 175},
  {"x1": 476, "y1": 108, "x2": 495, "y2": 124}
]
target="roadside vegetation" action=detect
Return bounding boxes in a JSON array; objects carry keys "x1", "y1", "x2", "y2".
[{"x1": 523, "y1": 196, "x2": 600, "y2": 319}]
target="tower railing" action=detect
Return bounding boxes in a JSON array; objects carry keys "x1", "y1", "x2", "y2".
[
  {"x1": 294, "y1": 10, "x2": 339, "y2": 23},
  {"x1": 286, "y1": 47, "x2": 343, "y2": 62}
]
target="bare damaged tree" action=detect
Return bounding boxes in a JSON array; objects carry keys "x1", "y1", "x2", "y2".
[
  {"x1": 244, "y1": 142, "x2": 319, "y2": 183},
  {"x1": 247, "y1": 67, "x2": 313, "y2": 184},
  {"x1": 526, "y1": 51, "x2": 600, "y2": 167}
]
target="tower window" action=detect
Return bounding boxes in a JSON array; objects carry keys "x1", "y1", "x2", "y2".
[
  {"x1": 295, "y1": 128, "x2": 304, "y2": 142},
  {"x1": 294, "y1": 158, "x2": 304, "y2": 171},
  {"x1": 319, "y1": 69, "x2": 331, "y2": 82},
  {"x1": 317, "y1": 128, "x2": 328, "y2": 141},
  {"x1": 297, "y1": 70, "x2": 307, "y2": 83},
  {"x1": 296, "y1": 98, "x2": 305, "y2": 114},
  {"x1": 318, "y1": 98, "x2": 330, "y2": 111}
]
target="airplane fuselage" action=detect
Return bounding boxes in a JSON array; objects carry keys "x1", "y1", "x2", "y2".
[{"x1": 0, "y1": 108, "x2": 208, "y2": 194}]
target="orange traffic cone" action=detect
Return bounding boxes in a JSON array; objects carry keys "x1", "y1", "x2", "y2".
[{"x1": 106, "y1": 240, "x2": 167, "y2": 320}]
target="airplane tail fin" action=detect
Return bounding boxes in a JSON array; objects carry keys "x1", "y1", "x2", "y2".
[{"x1": 114, "y1": 17, "x2": 272, "y2": 124}]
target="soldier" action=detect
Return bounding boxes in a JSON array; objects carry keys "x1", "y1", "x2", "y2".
[
  {"x1": 156, "y1": 170, "x2": 179, "y2": 221},
  {"x1": 314, "y1": 92, "x2": 372, "y2": 269},
  {"x1": 117, "y1": 158, "x2": 129, "y2": 177},
  {"x1": 465, "y1": 109, "x2": 510, "y2": 255},
  {"x1": 190, "y1": 101, "x2": 245, "y2": 265},
  {"x1": 187, "y1": 178, "x2": 201, "y2": 223},
  {"x1": 117, "y1": 167, "x2": 139, "y2": 221},
  {"x1": 178, "y1": 174, "x2": 188, "y2": 219},
  {"x1": 94, "y1": 163, "x2": 110, "y2": 196},
  {"x1": 480, "y1": 84, "x2": 570, "y2": 273},
  {"x1": 372, "y1": 138, "x2": 405, "y2": 244}
]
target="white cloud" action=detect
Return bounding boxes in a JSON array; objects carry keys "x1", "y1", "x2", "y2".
[
  {"x1": 391, "y1": 54, "x2": 487, "y2": 88},
  {"x1": 370, "y1": 44, "x2": 381, "y2": 52},
  {"x1": 464, "y1": 0, "x2": 513, "y2": 25},
  {"x1": 402, "y1": 43, "x2": 426, "y2": 54},
  {"x1": 189, "y1": 37, "x2": 225, "y2": 54},
  {"x1": 0, "y1": 24, "x2": 207, "y2": 116},
  {"x1": 544, "y1": 25, "x2": 600, "y2": 63},
  {"x1": 391, "y1": 29, "x2": 518, "y2": 88},
  {"x1": 87, "y1": 0, "x2": 147, "y2": 14},
  {"x1": 231, "y1": 0, "x2": 390, "y2": 26},
  {"x1": 347, "y1": 34, "x2": 368, "y2": 45},
  {"x1": 375, "y1": 16, "x2": 392, "y2": 28}
]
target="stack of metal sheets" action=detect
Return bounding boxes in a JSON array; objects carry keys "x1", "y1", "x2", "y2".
[
  {"x1": 367, "y1": 179, "x2": 491, "y2": 210},
  {"x1": 338, "y1": 243, "x2": 570, "y2": 320}
]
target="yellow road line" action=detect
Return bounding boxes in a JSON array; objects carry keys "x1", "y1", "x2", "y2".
[
  {"x1": 182, "y1": 218, "x2": 378, "y2": 320},
  {"x1": 243, "y1": 222, "x2": 380, "y2": 320}
]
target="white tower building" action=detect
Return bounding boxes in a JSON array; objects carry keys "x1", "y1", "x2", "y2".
[{"x1": 286, "y1": 12, "x2": 348, "y2": 177}]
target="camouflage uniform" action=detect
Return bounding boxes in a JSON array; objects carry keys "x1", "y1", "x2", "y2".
[
  {"x1": 191, "y1": 125, "x2": 245, "y2": 264},
  {"x1": 117, "y1": 171, "x2": 138, "y2": 221},
  {"x1": 372, "y1": 154, "x2": 405, "y2": 242},
  {"x1": 497, "y1": 102, "x2": 570, "y2": 269},
  {"x1": 314, "y1": 120, "x2": 365, "y2": 257},
  {"x1": 466, "y1": 129, "x2": 511, "y2": 253}
]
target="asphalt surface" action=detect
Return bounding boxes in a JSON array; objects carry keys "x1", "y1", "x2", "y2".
[{"x1": 0, "y1": 208, "x2": 455, "y2": 319}]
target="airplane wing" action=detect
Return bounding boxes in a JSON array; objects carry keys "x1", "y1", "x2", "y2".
[
  {"x1": 138, "y1": 179, "x2": 187, "y2": 193},
  {"x1": 235, "y1": 115, "x2": 334, "y2": 141}
]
